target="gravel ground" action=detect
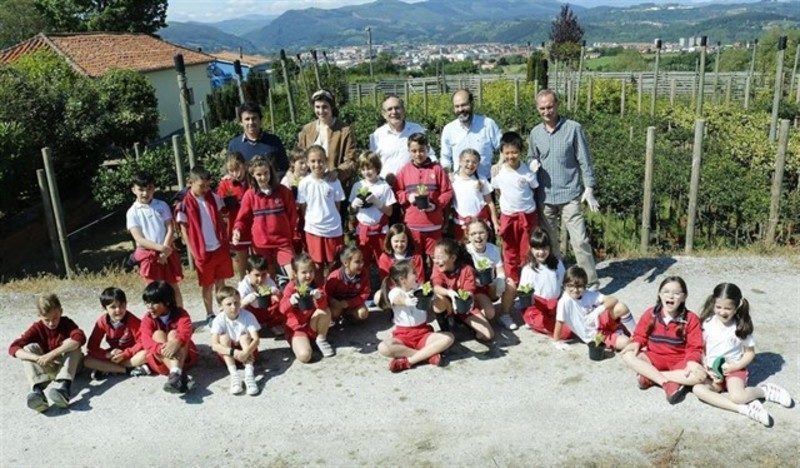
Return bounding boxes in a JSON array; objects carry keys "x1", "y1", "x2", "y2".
[{"x1": 0, "y1": 255, "x2": 798, "y2": 466}]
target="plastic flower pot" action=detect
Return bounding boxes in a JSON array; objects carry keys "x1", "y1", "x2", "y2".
[
  {"x1": 415, "y1": 195, "x2": 430, "y2": 210},
  {"x1": 587, "y1": 341, "x2": 605, "y2": 361},
  {"x1": 413, "y1": 289, "x2": 433, "y2": 311},
  {"x1": 517, "y1": 290, "x2": 533, "y2": 308},
  {"x1": 357, "y1": 192, "x2": 373, "y2": 209},
  {"x1": 454, "y1": 295, "x2": 473, "y2": 315},
  {"x1": 254, "y1": 295, "x2": 270, "y2": 309},
  {"x1": 223, "y1": 195, "x2": 238, "y2": 209},
  {"x1": 296, "y1": 294, "x2": 315, "y2": 311},
  {"x1": 475, "y1": 268, "x2": 494, "y2": 287}
]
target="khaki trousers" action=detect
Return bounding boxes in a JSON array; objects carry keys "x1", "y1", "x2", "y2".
[
  {"x1": 22, "y1": 343, "x2": 83, "y2": 386},
  {"x1": 541, "y1": 197, "x2": 599, "y2": 287}
]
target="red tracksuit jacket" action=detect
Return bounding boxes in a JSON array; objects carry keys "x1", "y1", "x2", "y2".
[
  {"x1": 8, "y1": 317, "x2": 86, "y2": 357},
  {"x1": 631, "y1": 306, "x2": 703, "y2": 364},
  {"x1": 431, "y1": 263, "x2": 477, "y2": 295},
  {"x1": 323, "y1": 267, "x2": 370, "y2": 308},
  {"x1": 234, "y1": 186, "x2": 297, "y2": 249},
  {"x1": 86, "y1": 311, "x2": 143, "y2": 360},
  {"x1": 217, "y1": 176, "x2": 248, "y2": 241},
  {"x1": 394, "y1": 159, "x2": 453, "y2": 231},
  {"x1": 139, "y1": 308, "x2": 196, "y2": 356}
]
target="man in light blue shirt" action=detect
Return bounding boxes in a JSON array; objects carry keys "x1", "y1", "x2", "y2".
[{"x1": 440, "y1": 89, "x2": 501, "y2": 179}]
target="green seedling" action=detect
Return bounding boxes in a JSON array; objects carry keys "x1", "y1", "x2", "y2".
[
  {"x1": 416, "y1": 184, "x2": 428, "y2": 196},
  {"x1": 357, "y1": 185, "x2": 371, "y2": 198},
  {"x1": 593, "y1": 332, "x2": 605, "y2": 347},
  {"x1": 296, "y1": 283, "x2": 311, "y2": 296},
  {"x1": 258, "y1": 285, "x2": 272, "y2": 296},
  {"x1": 420, "y1": 281, "x2": 433, "y2": 296},
  {"x1": 456, "y1": 289, "x2": 472, "y2": 300},
  {"x1": 475, "y1": 258, "x2": 492, "y2": 270},
  {"x1": 517, "y1": 284, "x2": 533, "y2": 295}
]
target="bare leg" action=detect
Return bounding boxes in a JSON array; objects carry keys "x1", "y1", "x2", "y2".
[
  {"x1": 310, "y1": 309, "x2": 331, "y2": 339},
  {"x1": 465, "y1": 314, "x2": 495, "y2": 341},
  {"x1": 291, "y1": 335, "x2": 313, "y2": 363},
  {"x1": 475, "y1": 294, "x2": 496, "y2": 321},
  {"x1": 83, "y1": 356, "x2": 126, "y2": 374}
]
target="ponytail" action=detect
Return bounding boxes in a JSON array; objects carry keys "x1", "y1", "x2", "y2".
[{"x1": 378, "y1": 259, "x2": 415, "y2": 311}]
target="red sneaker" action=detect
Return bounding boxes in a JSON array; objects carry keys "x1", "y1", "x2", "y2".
[
  {"x1": 427, "y1": 353, "x2": 442, "y2": 367},
  {"x1": 663, "y1": 381, "x2": 685, "y2": 404},
  {"x1": 389, "y1": 357, "x2": 411, "y2": 373},
  {"x1": 637, "y1": 374, "x2": 655, "y2": 390}
]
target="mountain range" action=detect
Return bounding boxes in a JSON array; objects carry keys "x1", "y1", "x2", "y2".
[{"x1": 157, "y1": 0, "x2": 800, "y2": 53}]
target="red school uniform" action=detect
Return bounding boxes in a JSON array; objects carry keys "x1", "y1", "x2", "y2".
[
  {"x1": 394, "y1": 159, "x2": 453, "y2": 256},
  {"x1": 523, "y1": 296, "x2": 573, "y2": 340},
  {"x1": 431, "y1": 263, "x2": 479, "y2": 317},
  {"x1": 216, "y1": 176, "x2": 249, "y2": 250},
  {"x1": 631, "y1": 306, "x2": 703, "y2": 371},
  {"x1": 234, "y1": 185, "x2": 298, "y2": 266},
  {"x1": 323, "y1": 267, "x2": 371, "y2": 310},
  {"x1": 177, "y1": 191, "x2": 234, "y2": 286},
  {"x1": 279, "y1": 281, "x2": 329, "y2": 342},
  {"x1": 139, "y1": 308, "x2": 198, "y2": 375},
  {"x1": 377, "y1": 252, "x2": 426, "y2": 282},
  {"x1": 8, "y1": 317, "x2": 86, "y2": 357},
  {"x1": 86, "y1": 311, "x2": 143, "y2": 361}
]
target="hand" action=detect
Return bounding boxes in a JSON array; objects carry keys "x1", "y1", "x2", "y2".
[
  {"x1": 423, "y1": 202, "x2": 436, "y2": 213},
  {"x1": 406, "y1": 296, "x2": 419, "y2": 307},
  {"x1": 110, "y1": 353, "x2": 126, "y2": 364},
  {"x1": 161, "y1": 340, "x2": 179, "y2": 359},
  {"x1": 351, "y1": 198, "x2": 364, "y2": 209},
  {"x1": 365, "y1": 193, "x2": 378, "y2": 205},
  {"x1": 243, "y1": 292, "x2": 259, "y2": 305},
  {"x1": 721, "y1": 362, "x2": 733, "y2": 375},
  {"x1": 324, "y1": 169, "x2": 339, "y2": 183},
  {"x1": 529, "y1": 159, "x2": 541, "y2": 172},
  {"x1": 231, "y1": 229, "x2": 241, "y2": 245},
  {"x1": 581, "y1": 187, "x2": 600, "y2": 212},
  {"x1": 311, "y1": 289, "x2": 322, "y2": 300},
  {"x1": 552, "y1": 341, "x2": 569, "y2": 351},
  {"x1": 408, "y1": 192, "x2": 417, "y2": 204},
  {"x1": 289, "y1": 293, "x2": 299, "y2": 305},
  {"x1": 620, "y1": 342, "x2": 640, "y2": 355},
  {"x1": 157, "y1": 253, "x2": 168, "y2": 265},
  {"x1": 36, "y1": 352, "x2": 57, "y2": 366},
  {"x1": 161, "y1": 245, "x2": 173, "y2": 257}
]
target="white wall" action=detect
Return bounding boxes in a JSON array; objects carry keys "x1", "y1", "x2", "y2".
[{"x1": 146, "y1": 63, "x2": 213, "y2": 137}]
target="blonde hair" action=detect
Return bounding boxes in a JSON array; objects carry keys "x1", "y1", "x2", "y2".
[
  {"x1": 215, "y1": 285, "x2": 240, "y2": 305},
  {"x1": 36, "y1": 294, "x2": 61, "y2": 315},
  {"x1": 357, "y1": 151, "x2": 382, "y2": 173}
]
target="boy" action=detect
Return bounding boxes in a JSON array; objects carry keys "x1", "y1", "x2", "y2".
[
  {"x1": 127, "y1": 171, "x2": 184, "y2": 307},
  {"x1": 237, "y1": 255, "x2": 284, "y2": 335},
  {"x1": 348, "y1": 152, "x2": 396, "y2": 269},
  {"x1": 210, "y1": 287, "x2": 260, "y2": 396},
  {"x1": 84, "y1": 287, "x2": 150, "y2": 379},
  {"x1": 9, "y1": 294, "x2": 85, "y2": 412},
  {"x1": 176, "y1": 166, "x2": 234, "y2": 324},
  {"x1": 139, "y1": 281, "x2": 198, "y2": 394}
]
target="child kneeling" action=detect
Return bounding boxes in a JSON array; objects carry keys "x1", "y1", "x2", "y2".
[{"x1": 210, "y1": 287, "x2": 260, "y2": 396}]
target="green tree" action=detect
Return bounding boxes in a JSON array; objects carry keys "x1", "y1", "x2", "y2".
[
  {"x1": 36, "y1": 0, "x2": 167, "y2": 34},
  {"x1": 97, "y1": 69, "x2": 159, "y2": 147},
  {"x1": 0, "y1": 0, "x2": 51, "y2": 48},
  {"x1": 550, "y1": 4, "x2": 584, "y2": 62}
]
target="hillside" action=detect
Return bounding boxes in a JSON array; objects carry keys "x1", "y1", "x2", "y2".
[{"x1": 158, "y1": 21, "x2": 259, "y2": 53}]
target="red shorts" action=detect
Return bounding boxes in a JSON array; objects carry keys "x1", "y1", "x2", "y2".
[
  {"x1": 135, "y1": 249, "x2": 183, "y2": 284},
  {"x1": 246, "y1": 303, "x2": 285, "y2": 328},
  {"x1": 523, "y1": 295, "x2": 574, "y2": 340},
  {"x1": 253, "y1": 244, "x2": 294, "y2": 267},
  {"x1": 230, "y1": 242, "x2": 250, "y2": 252},
  {"x1": 643, "y1": 351, "x2": 691, "y2": 372},
  {"x1": 195, "y1": 248, "x2": 234, "y2": 287},
  {"x1": 596, "y1": 309, "x2": 629, "y2": 347},
  {"x1": 285, "y1": 324, "x2": 317, "y2": 343},
  {"x1": 409, "y1": 229, "x2": 442, "y2": 256},
  {"x1": 719, "y1": 368, "x2": 749, "y2": 391},
  {"x1": 305, "y1": 233, "x2": 343, "y2": 264},
  {"x1": 146, "y1": 343, "x2": 199, "y2": 375},
  {"x1": 393, "y1": 324, "x2": 434, "y2": 350}
]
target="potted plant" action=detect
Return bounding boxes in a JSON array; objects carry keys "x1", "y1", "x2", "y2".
[
  {"x1": 414, "y1": 184, "x2": 430, "y2": 210},
  {"x1": 587, "y1": 332, "x2": 605, "y2": 361},
  {"x1": 254, "y1": 285, "x2": 272, "y2": 309},
  {"x1": 295, "y1": 283, "x2": 315, "y2": 311},
  {"x1": 413, "y1": 281, "x2": 434, "y2": 311},
  {"x1": 516, "y1": 284, "x2": 534, "y2": 308},
  {"x1": 454, "y1": 289, "x2": 473, "y2": 315},
  {"x1": 474, "y1": 258, "x2": 494, "y2": 286},
  {"x1": 356, "y1": 185, "x2": 373, "y2": 208},
  {"x1": 223, "y1": 188, "x2": 238, "y2": 209}
]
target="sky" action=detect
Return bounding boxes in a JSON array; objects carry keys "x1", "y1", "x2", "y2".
[{"x1": 166, "y1": 0, "x2": 420, "y2": 23}]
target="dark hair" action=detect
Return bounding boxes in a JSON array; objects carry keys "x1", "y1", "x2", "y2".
[
  {"x1": 246, "y1": 155, "x2": 279, "y2": 191},
  {"x1": 310, "y1": 89, "x2": 338, "y2": 117},
  {"x1": 239, "y1": 101, "x2": 262, "y2": 120},
  {"x1": 188, "y1": 165, "x2": 211, "y2": 182},
  {"x1": 246, "y1": 254, "x2": 269, "y2": 272},
  {"x1": 434, "y1": 237, "x2": 472, "y2": 271},
  {"x1": 378, "y1": 259, "x2": 416, "y2": 310},
  {"x1": 132, "y1": 171, "x2": 155, "y2": 188},
  {"x1": 527, "y1": 228, "x2": 558, "y2": 271},
  {"x1": 357, "y1": 150, "x2": 382, "y2": 172},
  {"x1": 100, "y1": 287, "x2": 127, "y2": 308},
  {"x1": 700, "y1": 283, "x2": 754, "y2": 339},
  {"x1": 330, "y1": 244, "x2": 363, "y2": 273},
  {"x1": 384, "y1": 223, "x2": 416, "y2": 256},
  {"x1": 647, "y1": 276, "x2": 688, "y2": 340},
  {"x1": 452, "y1": 89, "x2": 474, "y2": 104},
  {"x1": 563, "y1": 265, "x2": 588, "y2": 288},
  {"x1": 500, "y1": 131, "x2": 523, "y2": 152},
  {"x1": 291, "y1": 253, "x2": 316, "y2": 280},
  {"x1": 407, "y1": 132, "x2": 428, "y2": 148},
  {"x1": 142, "y1": 281, "x2": 177, "y2": 310},
  {"x1": 215, "y1": 285, "x2": 239, "y2": 305}
]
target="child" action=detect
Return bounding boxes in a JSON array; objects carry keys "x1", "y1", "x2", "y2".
[
  {"x1": 377, "y1": 224, "x2": 426, "y2": 282},
  {"x1": 552, "y1": 266, "x2": 636, "y2": 353},
  {"x1": 349, "y1": 151, "x2": 396, "y2": 269},
  {"x1": 127, "y1": 171, "x2": 183, "y2": 307},
  {"x1": 519, "y1": 228, "x2": 571, "y2": 339},
  {"x1": 279, "y1": 253, "x2": 335, "y2": 362},
  {"x1": 297, "y1": 145, "x2": 346, "y2": 284},
  {"x1": 394, "y1": 133, "x2": 453, "y2": 258},
  {"x1": 233, "y1": 156, "x2": 298, "y2": 280},
  {"x1": 176, "y1": 166, "x2": 234, "y2": 324},
  {"x1": 84, "y1": 287, "x2": 150, "y2": 379},
  {"x1": 620, "y1": 276, "x2": 706, "y2": 404},
  {"x1": 139, "y1": 281, "x2": 198, "y2": 394},
  {"x1": 210, "y1": 287, "x2": 260, "y2": 396},
  {"x1": 431, "y1": 238, "x2": 494, "y2": 341},
  {"x1": 9, "y1": 294, "x2": 85, "y2": 412},
  {"x1": 216, "y1": 151, "x2": 249, "y2": 279},
  {"x1": 692, "y1": 283, "x2": 792, "y2": 426},
  {"x1": 464, "y1": 219, "x2": 516, "y2": 330},
  {"x1": 280, "y1": 149, "x2": 309, "y2": 254},
  {"x1": 490, "y1": 131, "x2": 539, "y2": 285},
  {"x1": 324, "y1": 246, "x2": 371, "y2": 323},
  {"x1": 377, "y1": 260, "x2": 455, "y2": 372},
  {"x1": 238, "y1": 255, "x2": 284, "y2": 335},
  {"x1": 452, "y1": 149, "x2": 499, "y2": 241}
]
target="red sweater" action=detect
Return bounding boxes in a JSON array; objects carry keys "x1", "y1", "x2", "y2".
[
  {"x1": 217, "y1": 176, "x2": 248, "y2": 241},
  {"x1": 632, "y1": 306, "x2": 703, "y2": 364},
  {"x1": 377, "y1": 252, "x2": 426, "y2": 282},
  {"x1": 394, "y1": 159, "x2": 453, "y2": 231},
  {"x1": 323, "y1": 267, "x2": 370, "y2": 308},
  {"x1": 9, "y1": 316, "x2": 86, "y2": 357},
  {"x1": 234, "y1": 186, "x2": 297, "y2": 249},
  {"x1": 177, "y1": 192, "x2": 227, "y2": 262},
  {"x1": 86, "y1": 311, "x2": 143, "y2": 360},
  {"x1": 431, "y1": 263, "x2": 477, "y2": 294},
  {"x1": 139, "y1": 308, "x2": 196, "y2": 356},
  {"x1": 279, "y1": 281, "x2": 329, "y2": 329}
]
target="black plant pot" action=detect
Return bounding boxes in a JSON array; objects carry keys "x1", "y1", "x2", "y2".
[
  {"x1": 254, "y1": 295, "x2": 270, "y2": 309},
  {"x1": 588, "y1": 342, "x2": 605, "y2": 361},
  {"x1": 517, "y1": 292, "x2": 533, "y2": 309},
  {"x1": 413, "y1": 289, "x2": 433, "y2": 311},
  {"x1": 454, "y1": 295, "x2": 473, "y2": 315},
  {"x1": 415, "y1": 195, "x2": 430, "y2": 210},
  {"x1": 296, "y1": 294, "x2": 315, "y2": 311},
  {"x1": 475, "y1": 268, "x2": 494, "y2": 287},
  {"x1": 223, "y1": 195, "x2": 238, "y2": 209}
]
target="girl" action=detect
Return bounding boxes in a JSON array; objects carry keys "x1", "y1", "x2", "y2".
[
  {"x1": 377, "y1": 260, "x2": 455, "y2": 372},
  {"x1": 452, "y1": 149, "x2": 499, "y2": 241},
  {"x1": 281, "y1": 149, "x2": 309, "y2": 254},
  {"x1": 692, "y1": 283, "x2": 792, "y2": 426},
  {"x1": 216, "y1": 152, "x2": 249, "y2": 279},
  {"x1": 464, "y1": 219, "x2": 516, "y2": 330},
  {"x1": 279, "y1": 253, "x2": 335, "y2": 362},
  {"x1": 621, "y1": 276, "x2": 706, "y2": 404},
  {"x1": 431, "y1": 238, "x2": 494, "y2": 341},
  {"x1": 519, "y1": 228, "x2": 571, "y2": 339},
  {"x1": 233, "y1": 156, "x2": 298, "y2": 280},
  {"x1": 297, "y1": 145, "x2": 346, "y2": 285},
  {"x1": 377, "y1": 224, "x2": 425, "y2": 282},
  {"x1": 324, "y1": 246, "x2": 371, "y2": 323},
  {"x1": 349, "y1": 151, "x2": 396, "y2": 269}
]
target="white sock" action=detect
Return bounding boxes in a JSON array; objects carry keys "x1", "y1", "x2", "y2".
[
  {"x1": 172, "y1": 367, "x2": 182, "y2": 375},
  {"x1": 620, "y1": 313, "x2": 636, "y2": 334},
  {"x1": 227, "y1": 365, "x2": 237, "y2": 376},
  {"x1": 244, "y1": 363, "x2": 254, "y2": 375}
]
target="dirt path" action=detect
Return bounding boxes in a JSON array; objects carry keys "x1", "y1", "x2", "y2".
[{"x1": 1, "y1": 255, "x2": 798, "y2": 466}]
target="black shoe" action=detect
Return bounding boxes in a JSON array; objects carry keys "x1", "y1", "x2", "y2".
[
  {"x1": 91, "y1": 370, "x2": 109, "y2": 381},
  {"x1": 436, "y1": 314, "x2": 451, "y2": 332},
  {"x1": 163, "y1": 371, "x2": 182, "y2": 393}
]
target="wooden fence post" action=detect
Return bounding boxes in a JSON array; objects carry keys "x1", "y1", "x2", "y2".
[
  {"x1": 586, "y1": 76, "x2": 593, "y2": 113},
  {"x1": 404, "y1": 81, "x2": 410, "y2": 102},
  {"x1": 651, "y1": 39, "x2": 662, "y2": 117},
  {"x1": 637, "y1": 74, "x2": 643, "y2": 114},
  {"x1": 696, "y1": 37, "x2": 708, "y2": 117},
  {"x1": 268, "y1": 87, "x2": 276, "y2": 133},
  {"x1": 766, "y1": 119, "x2": 790, "y2": 246},
  {"x1": 620, "y1": 79, "x2": 626, "y2": 117},
  {"x1": 172, "y1": 135, "x2": 193, "y2": 271},
  {"x1": 36, "y1": 169, "x2": 62, "y2": 273},
  {"x1": 641, "y1": 126, "x2": 656, "y2": 253},
  {"x1": 514, "y1": 78, "x2": 520, "y2": 110},
  {"x1": 200, "y1": 101, "x2": 209, "y2": 133},
  {"x1": 769, "y1": 36, "x2": 787, "y2": 142},
  {"x1": 372, "y1": 83, "x2": 378, "y2": 107},
  {"x1": 133, "y1": 142, "x2": 141, "y2": 161},
  {"x1": 725, "y1": 75, "x2": 733, "y2": 104},
  {"x1": 423, "y1": 81, "x2": 428, "y2": 115},
  {"x1": 41, "y1": 147, "x2": 73, "y2": 278},
  {"x1": 356, "y1": 83, "x2": 362, "y2": 106},
  {"x1": 670, "y1": 78, "x2": 676, "y2": 107},
  {"x1": 279, "y1": 50, "x2": 296, "y2": 124},
  {"x1": 685, "y1": 119, "x2": 706, "y2": 253},
  {"x1": 478, "y1": 77, "x2": 483, "y2": 107}
]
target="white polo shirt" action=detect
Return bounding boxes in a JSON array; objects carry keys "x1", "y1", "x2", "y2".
[
  {"x1": 491, "y1": 163, "x2": 538, "y2": 215},
  {"x1": 519, "y1": 260, "x2": 565, "y2": 300},
  {"x1": 126, "y1": 198, "x2": 172, "y2": 245},
  {"x1": 388, "y1": 287, "x2": 428, "y2": 327},
  {"x1": 369, "y1": 121, "x2": 436, "y2": 177},
  {"x1": 297, "y1": 176, "x2": 345, "y2": 237},
  {"x1": 452, "y1": 175, "x2": 492, "y2": 219},
  {"x1": 556, "y1": 290, "x2": 606, "y2": 343},
  {"x1": 349, "y1": 178, "x2": 396, "y2": 228},
  {"x1": 210, "y1": 309, "x2": 260, "y2": 342}
]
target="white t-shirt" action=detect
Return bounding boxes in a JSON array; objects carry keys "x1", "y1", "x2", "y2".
[
  {"x1": 465, "y1": 243, "x2": 503, "y2": 276},
  {"x1": 237, "y1": 276, "x2": 278, "y2": 302},
  {"x1": 210, "y1": 309, "x2": 260, "y2": 342},
  {"x1": 491, "y1": 164, "x2": 538, "y2": 215},
  {"x1": 175, "y1": 193, "x2": 224, "y2": 251},
  {"x1": 702, "y1": 316, "x2": 755, "y2": 367},
  {"x1": 369, "y1": 121, "x2": 436, "y2": 177},
  {"x1": 349, "y1": 178, "x2": 396, "y2": 228},
  {"x1": 297, "y1": 176, "x2": 345, "y2": 237},
  {"x1": 519, "y1": 260, "x2": 565, "y2": 300},
  {"x1": 126, "y1": 198, "x2": 172, "y2": 245},
  {"x1": 556, "y1": 290, "x2": 607, "y2": 343},
  {"x1": 388, "y1": 287, "x2": 428, "y2": 327},
  {"x1": 452, "y1": 175, "x2": 492, "y2": 220}
]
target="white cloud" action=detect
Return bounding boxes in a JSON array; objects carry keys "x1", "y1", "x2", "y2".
[{"x1": 167, "y1": 0, "x2": 399, "y2": 22}]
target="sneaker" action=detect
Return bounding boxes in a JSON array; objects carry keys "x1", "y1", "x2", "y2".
[
  {"x1": 180, "y1": 373, "x2": 195, "y2": 393},
  {"x1": 229, "y1": 373, "x2": 243, "y2": 395},
  {"x1": 90, "y1": 370, "x2": 108, "y2": 381},
  {"x1": 743, "y1": 400, "x2": 771, "y2": 426},
  {"x1": 389, "y1": 357, "x2": 411, "y2": 373},
  {"x1": 244, "y1": 373, "x2": 258, "y2": 396},
  {"x1": 45, "y1": 383, "x2": 70, "y2": 409},
  {"x1": 26, "y1": 389, "x2": 49, "y2": 413},
  {"x1": 270, "y1": 325, "x2": 285, "y2": 336},
  {"x1": 163, "y1": 371, "x2": 182, "y2": 393},
  {"x1": 637, "y1": 374, "x2": 656, "y2": 390},
  {"x1": 758, "y1": 383, "x2": 792, "y2": 407},
  {"x1": 129, "y1": 364, "x2": 151, "y2": 377},
  {"x1": 427, "y1": 353, "x2": 442, "y2": 367},
  {"x1": 499, "y1": 314, "x2": 518, "y2": 330},
  {"x1": 206, "y1": 314, "x2": 216, "y2": 327},
  {"x1": 316, "y1": 337, "x2": 336, "y2": 357},
  {"x1": 663, "y1": 381, "x2": 685, "y2": 404}
]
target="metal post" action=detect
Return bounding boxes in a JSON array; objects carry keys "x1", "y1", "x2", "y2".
[
  {"x1": 41, "y1": 148, "x2": 73, "y2": 278},
  {"x1": 36, "y1": 169, "x2": 61, "y2": 273},
  {"x1": 641, "y1": 126, "x2": 656, "y2": 253},
  {"x1": 575, "y1": 40, "x2": 586, "y2": 109},
  {"x1": 685, "y1": 119, "x2": 706, "y2": 253},
  {"x1": 651, "y1": 39, "x2": 662, "y2": 117},
  {"x1": 766, "y1": 120, "x2": 790, "y2": 246},
  {"x1": 311, "y1": 49, "x2": 322, "y2": 89},
  {"x1": 620, "y1": 79, "x2": 626, "y2": 116},
  {"x1": 712, "y1": 42, "x2": 721, "y2": 103},
  {"x1": 696, "y1": 37, "x2": 708, "y2": 117},
  {"x1": 173, "y1": 54, "x2": 196, "y2": 168},
  {"x1": 366, "y1": 27, "x2": 374, "y2": 78},
  {"x1": 769, "y1": 36, "x2": 788, "y2": 142},
  {"x1": 279, "y1": 49, "x2": 296, "y2": 124}
]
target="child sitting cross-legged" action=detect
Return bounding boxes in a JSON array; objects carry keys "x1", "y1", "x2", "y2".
[{"x1": 210, "y1": 287, "x2": 260, "y2": 396}]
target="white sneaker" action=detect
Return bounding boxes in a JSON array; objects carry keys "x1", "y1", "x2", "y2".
[
  {"x1": 229, "y1": 373, "x2": 243, "y2": 395},
  {"x1": 316, "y1": 337, "x2": 336, "y2": 357},
  {"x1": 742, "y1": 400, "x2": 770, "y2": 426},
  {"x1": 759, "y1": 382, "x2": 792, "y2": 407},
  {"x1": 244, "y1": 373, "x2": 258, "y2": 396},
  {"x1": 499, "y1": 314, "x2": 518, "y2": 330}
]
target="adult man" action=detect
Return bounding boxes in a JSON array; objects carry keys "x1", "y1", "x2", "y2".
[
  {"x1": 227, "y1": 101, "x2": 288, "y2": 176},
  {"x1": 369, "y1": 94, "x2": 434, "y2": 182},
  {"x1": 440, "y1": 89, "x2": 501, "y2": 179},
  {"x1": 528, "y1": 89, "x2": 600, "y2": 288}
]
